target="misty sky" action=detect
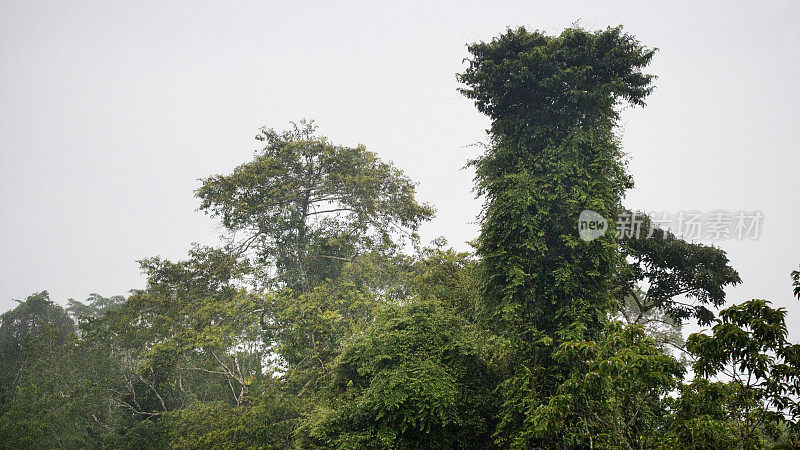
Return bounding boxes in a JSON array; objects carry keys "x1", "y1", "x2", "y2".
[{"x1": 1, "y1": 1, "x2": 799, "y2": 332}]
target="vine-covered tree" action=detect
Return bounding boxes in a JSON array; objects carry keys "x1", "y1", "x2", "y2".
[{"x1": 458, "y1": 26, "x2": 657, "y2": 446}]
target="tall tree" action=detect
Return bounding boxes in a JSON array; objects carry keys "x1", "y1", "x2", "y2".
[
  {"x1": 458, "y1": 26, "x2": 656, "y2": 446},
  {"x1": 195, "y1": 121, "x2": 435, "y2": 426},
  {"x1": 196, "y1": 120, "x2": 434, "y2": 293}
]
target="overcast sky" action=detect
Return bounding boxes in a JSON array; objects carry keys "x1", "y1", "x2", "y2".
[{"x1": 1, "y1": 1, "x2": 798, "y2": 332}]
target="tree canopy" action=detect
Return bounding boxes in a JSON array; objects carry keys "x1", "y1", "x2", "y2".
[
  {"x1": 0, "y1": 25, "x2": 797, "y2": 450},
  {"x1": 196, "y1": 120, "x2": 434, "y2": 292}
]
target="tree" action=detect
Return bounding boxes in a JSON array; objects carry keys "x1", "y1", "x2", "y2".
[
  {"x1": 154, "y1": 379, "x2": 300, "y2": 450},
  {"x1": 66, "y1": 293, "x2": 126, "y2": 323},
  {"x1": 686, "y1": 300, "x2": 800, "y2": 448},
  {"x1": 459, "y1": 24, "x2": 655, "y2": 343},
  {"x1": 195, "y1": 122, "x2": 435, "y2": 424},
  {"x1": 0, "y1": 291, "x2": 75, "y2": 406},
  {"x1": 617, "y1": 287, "x2": 686, "y2": 356},
  {"x1": 0, "y1": 324, "x2": 126, "y2": 448},
  {"x1": 100, "y1": 246, "x2": 265, "y2": 413},
  {"x1": 528, "y1": 322, "x2": 685, "y2": 448},
  {"x1": 666, "y1": 379, "x2": 744, "y2": 449},
  {"x1": 612, "y1": 213, "x2": 740, "y2": 358},
  {"x1": 196, "y1": 120, "x2": 434, "y2": 293},
  {"x1": 406, "y1": 239, "x2": 483, "y2": 323},
  {"x1": 264, "y1": 251, "x2": 413, "y2": 402},
  {"x1": 287, "y1": 242, "x2": 489, "y2": 447},
  {"x1": 301, "y1": 299, "x2": 498, "y2": 448},
  {"x1": 617, "y1": 212, "x2": 741, "y2": 326},
  {"x1": 458, "y1": 26, "x2": 657, "y2": 446}
]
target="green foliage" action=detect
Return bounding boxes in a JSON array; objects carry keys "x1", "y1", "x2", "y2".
[
  {"x1": 2, "y1": 27, "x2": 799, "y2": 450},
  {"x1": 458, "y1": 25, "x2": 658, "y2": 445},
  {"x1": 525, "y1": 323, "x2": 685, "y2": 449},
  {"x1": 0, "y1": 291, "x2": 75, "y2": 407},
  {"x1": 458, "y1": 26, "x2": 656, "y2": 140},
  {"x1": 196, "y1": 120, "x2": 434, "y2": 292},
  {"x1": 265, "y1": 252, "x2": 412, "y2": 398},
  {"x1": 102, "y1": 246, "x2": 266, "y2": 411},
  {"x1": 666, "y1": 379, "x2": 752, "y2": 449},
  {"x1": 0, "y1": 327, "x2": 125, "y2": 448},
  {"x1": 301, "y1": 299, "x2": 497, "y2": 449},
  {"x1": 157, "y1": 382, "x2": 300, "y2": 450},
  {"x1": 459, "y1": 25, "x2": 655, "y2": 343},
  {"x1": 414, "y1": 242, "x2": 482, "y2": 319},
  {"x1": 618, "y1": 213, "x2": 741, "y2": 326},
  {"x1": 686, "y1": 300, "x2": 800, "y2": 446},
  {"x1": 66, "y1": 293, "x2": 126, "y2": 323}
]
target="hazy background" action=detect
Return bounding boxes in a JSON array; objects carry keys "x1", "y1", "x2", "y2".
[{"x1": 2, "y1": 1, "x2": 798, "y2": 332}]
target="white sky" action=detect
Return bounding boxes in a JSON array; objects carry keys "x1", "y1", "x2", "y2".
[{"x1": 1, "y1": 1, "x2": 799, "y2": 334}]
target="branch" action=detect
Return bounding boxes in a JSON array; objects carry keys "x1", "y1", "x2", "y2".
[{"x1": 306, "y1": 208, "x2": 355, "y2": 216}]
